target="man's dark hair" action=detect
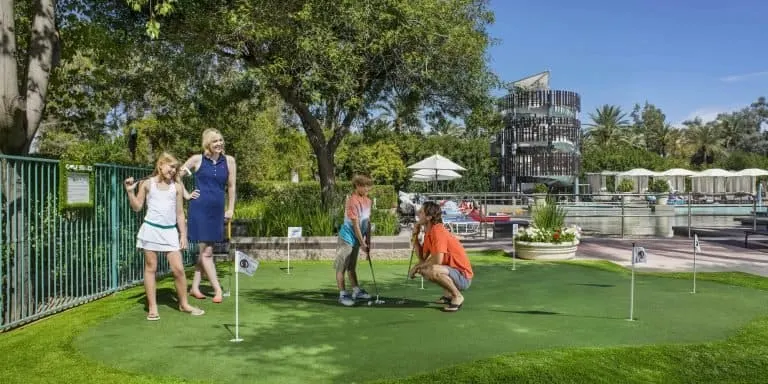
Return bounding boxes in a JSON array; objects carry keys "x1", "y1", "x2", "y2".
[{"x1": 422, "y1": 201, "x2": 443, "y2": 224}]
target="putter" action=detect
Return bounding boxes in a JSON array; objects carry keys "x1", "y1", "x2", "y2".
[
  {"x1": 223, "y1": 220, "x2": 232, "y2": 297},
  {"x1": 367, "y1": 256, "x2": 385, "y2": 305},
  {"x1": 397, "y1": 246, "x2": 417, "y2": 304}
]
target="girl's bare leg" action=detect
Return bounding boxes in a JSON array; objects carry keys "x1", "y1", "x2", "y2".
[
  {"x1": 144, "y1": 251, "x2": 158, "y2": 316},
  {"x1": 167, "y1": 251, "x2": 202, "y2": 313}
]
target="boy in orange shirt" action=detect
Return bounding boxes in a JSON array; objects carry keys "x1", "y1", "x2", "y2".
[{"x1": 408, "y1": 201, "x2": 473, "y2": 312}]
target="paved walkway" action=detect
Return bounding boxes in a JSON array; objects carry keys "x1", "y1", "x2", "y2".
[
  {"x1": 460, "y1": 235, "x2": 768, "y2": 277},
  {"x1": 576, "y1": 237, "x2": 768, "y2": 277}
]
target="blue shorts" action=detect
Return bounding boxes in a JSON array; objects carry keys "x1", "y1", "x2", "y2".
[{"x1": 448, "y1": 267, "x2": 471, "y2": 291}]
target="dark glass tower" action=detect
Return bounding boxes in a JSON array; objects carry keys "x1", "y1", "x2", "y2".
[{"x1": 491, "y1": 72, "x2": 581, "y2": 193}]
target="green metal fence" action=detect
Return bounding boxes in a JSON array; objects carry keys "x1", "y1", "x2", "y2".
[{"x1": 0, "y1": 154, "x2": 195, "y2": 331}]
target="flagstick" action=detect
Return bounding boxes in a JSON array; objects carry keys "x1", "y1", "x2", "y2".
[
  {"x1": 692, "y1": 245, "x2": 697, "y2": 294},
  {"x1": 231, "y1": 247, "x2": 243, "y2": 343},
  {"x1": 287, "y1": 236, "x2": 291, "y2": 274},
  {"x1": 628, "y1": 242, "x2": 636, "y2": 322}
]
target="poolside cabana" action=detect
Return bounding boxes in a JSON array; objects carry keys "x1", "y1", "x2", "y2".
[
  {"x1": 656, "y1": 168, "x2": 698, "y2": 193},
  {"x1": 585, "y1": 171, "x2": 620, "y2": 194},
  {"x1": 691, "y1": 168, "x2": 734, "y2": 194},
  {"x1": 617, "y1": 168, "x2": 659, "y2": 193},
  {"x1": 730, "y1": 168, "x2": 768, "y2": 195}
]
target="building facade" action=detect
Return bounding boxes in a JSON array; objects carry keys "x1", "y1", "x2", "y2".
[{"x1": 491, "y1": 72, "x2": 582, "y2": 193}]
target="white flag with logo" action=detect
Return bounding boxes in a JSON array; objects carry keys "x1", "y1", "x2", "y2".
[
  {"x1": 236, "y1": 250, "x2": 259, "y2": 276},
  {"x1": 694, "y1": 234, "x2": 701, "y2": 253},
  {"x1": 632, "y1": 246, "x2": 647, "y2": 265}
]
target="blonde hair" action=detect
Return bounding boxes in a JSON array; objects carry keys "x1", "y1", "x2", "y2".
[
  {"x1": 352, "y1": 174, "x2": 373, "y2": 187},
  {"x1": 201, "y1": 128, "x2": 224, "y2": 155},
  {"x1": 152, "y1": 152, "x2": 181, "y2": 183}
]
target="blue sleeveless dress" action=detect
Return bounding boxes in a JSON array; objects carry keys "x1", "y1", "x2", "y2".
[{"x1": 188, "y1": 154, "x2": 229, "y2": 243}]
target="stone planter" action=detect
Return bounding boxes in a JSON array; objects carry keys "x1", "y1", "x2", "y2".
[
  {"x1": 515, "y1": 240, "x2": 579, "y2": 260},
  {"x1": 532, "y1": 194, "x2": 548, "y2": 207},
  {"x1": 656, "y1": 196, "x2": 668, "y2": 205}
]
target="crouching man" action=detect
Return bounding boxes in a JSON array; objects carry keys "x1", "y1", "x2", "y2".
[{"x1": 409, "y1": 201, "x2": 473, "y2": 312}]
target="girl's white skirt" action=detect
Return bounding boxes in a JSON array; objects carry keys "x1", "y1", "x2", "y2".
[{"x1": 136, "y1": 222, "x2": 180, "y2": 252}]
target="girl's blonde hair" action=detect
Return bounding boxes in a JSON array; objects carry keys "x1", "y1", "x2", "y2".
[
  {"x1": 153, "y1": 152, "x2": 181, "y2": 183},
  {"x1": 201, "y1": 128, "x2": 224, "y2": 155}
]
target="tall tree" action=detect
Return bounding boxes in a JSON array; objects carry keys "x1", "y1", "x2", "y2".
[
  {"x1": 583, "y1": 104, "x2": 631, "y2": 147},
  {"x1": 126, "y1": 0, "x2": 498, "y2": 205},
  {"x1": 1, "y1": 0, "x2": 60, "y2": 155}
]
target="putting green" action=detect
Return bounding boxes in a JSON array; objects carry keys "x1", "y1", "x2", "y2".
[{"x1": 74, "y1": 260, "x2": 768, "y2": 384}]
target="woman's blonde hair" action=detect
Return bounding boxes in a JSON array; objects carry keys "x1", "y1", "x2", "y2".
[
  {"x1": 153, "y1": 152, "x2": 181, "y2": 183},
  {"x1": 201, "y1": 128, "x2": 224, "y2": 155}
]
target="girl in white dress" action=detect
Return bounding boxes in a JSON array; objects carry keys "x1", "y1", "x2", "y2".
[{"x1": 124, "y1": 152, "x2": 205, "y2": 321}]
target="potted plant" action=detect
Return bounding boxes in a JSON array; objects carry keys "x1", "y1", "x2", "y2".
[
  {"x1": 616, "y1": 178, "x2": 634, "y2": 203},
  {"x1": 648, "y1": 179, "x2": 670, "y2": 205},
  {"x1": 514, "y1": 197, "x2": 582, "y2": 260},
  {"x1": 532, "y1": 183, "x2": 549, "y2": 206}
]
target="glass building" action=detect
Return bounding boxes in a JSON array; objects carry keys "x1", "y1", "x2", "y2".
[{"x1": 491, "y1": 71, "x2": 581, "y2": 193}]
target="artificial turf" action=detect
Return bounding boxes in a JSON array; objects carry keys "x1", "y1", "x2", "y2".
[
  {"x1": 53, "y1": 255, "x2": 768, "y2": 384},
  {"x1": 3, "y1": 252, "x2": 768, "y2": 384}
]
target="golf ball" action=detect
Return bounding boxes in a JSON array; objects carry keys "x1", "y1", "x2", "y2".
[{"x1": 367, "y1": 301, "x2": 372, "y2": 306}]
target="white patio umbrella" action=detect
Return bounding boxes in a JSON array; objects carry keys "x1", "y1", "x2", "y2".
[
  {"x1": 411, "y1": 169, "x2": 462, "y2": 181},
  {"x1": 407, "y1": 153, "x2": 467, "y2": 172},
  {"x1": 659, "y1": 168, "x2": 698, "y2": 177},
  {"x1": 408, "y1": 153, "x2": 466, "y2": 191}
]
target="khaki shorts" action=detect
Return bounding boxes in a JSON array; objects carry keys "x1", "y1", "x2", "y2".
[{"x1": 334, "y1": 240, "x2": 360, "y2": 273}]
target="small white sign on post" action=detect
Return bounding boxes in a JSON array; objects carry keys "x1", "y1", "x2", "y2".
[
  {"x1": 286, "y1": 227, "x2": 302, "y2": 274},
  {"x1": 692, "y1": 234, "x2": 700, "y2": 293},
  {"x1": 629, "y1": 244, "x2": 648, "y2": 321},
  {"x1": 511, "y1": 224, "x2": 519, "y2": 271}
]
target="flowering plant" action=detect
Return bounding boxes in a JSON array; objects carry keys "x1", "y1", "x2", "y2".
[{"x1": 515, "y1": 197, "x2": 582, "y2": 244}]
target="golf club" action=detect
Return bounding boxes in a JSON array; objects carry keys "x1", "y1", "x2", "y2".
[
  {"x1": 396, "y1": 246, "x2": 416, "y2": 304},
  {"x1": 366, "y1": 255, "x2": 385, "y2": 305}
]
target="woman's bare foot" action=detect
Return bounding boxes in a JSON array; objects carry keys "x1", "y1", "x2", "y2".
[{"x1": 189, "y1": 290, "x2": 206, "y2": 299}]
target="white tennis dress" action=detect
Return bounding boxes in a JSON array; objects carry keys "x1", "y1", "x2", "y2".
[{"x1": 136, "y1": 177, "x2": 180, "y2": 252}]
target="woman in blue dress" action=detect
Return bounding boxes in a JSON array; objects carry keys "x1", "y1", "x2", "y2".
[{"x1": 181, "y1": 128, "x2": 237, "y2": 303}]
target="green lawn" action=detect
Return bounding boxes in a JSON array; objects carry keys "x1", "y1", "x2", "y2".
[{"x1": 2, "y1": 252, "x2": 768, "y2": 383}]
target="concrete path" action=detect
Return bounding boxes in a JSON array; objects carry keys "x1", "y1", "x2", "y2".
[{"x1": 575, "y1": 237, "x2": 768, "y2": 277}]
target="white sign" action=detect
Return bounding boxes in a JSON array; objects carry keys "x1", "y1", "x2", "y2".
[
  {"x1": 694, "y1": 234, "x2": 701, "y2": 253},
  {"x1": 512, "y1": 223, "x2": 519, "y2": 235},
  {"x1": 632, "y1": 246, "x2": 647, "y2": 265},
  {"x1": 287, "y1": 227, "x2": 303, "y2": 239},
  {"x1": 66, "y1": 172, "x2": 91, "y2": 204}
]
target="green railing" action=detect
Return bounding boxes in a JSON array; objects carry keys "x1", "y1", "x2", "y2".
[{"x1": 0, "y1": 155, "x2": 195, "y2": 331}]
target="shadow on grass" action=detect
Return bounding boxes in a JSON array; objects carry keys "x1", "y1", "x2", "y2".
[
  {"x1": 492, "y1": 309, "x2": 624, "y2": 320},
  {"x1": 572, "y1": 283, "x2": 616, "y2": 288}
]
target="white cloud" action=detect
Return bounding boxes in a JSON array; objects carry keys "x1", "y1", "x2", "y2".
[
  {"x1": 672, "y1": 105, "x2": 743, "y2": 128},
  {"x1": 719, "y1": 70, "x2": 768, "y2": 83}
]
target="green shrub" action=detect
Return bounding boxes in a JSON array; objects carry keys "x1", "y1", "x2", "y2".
[
  {"x1": 617, "y1": 178, "x2": 634, "y2": 193},
  {"x1": 237, "y1": 181, "x2": 397, "y2": 210}
]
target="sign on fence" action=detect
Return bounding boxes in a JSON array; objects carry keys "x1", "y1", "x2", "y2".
[{"x1": 59, "y1": 163, "x2": 94, "y2": 210}]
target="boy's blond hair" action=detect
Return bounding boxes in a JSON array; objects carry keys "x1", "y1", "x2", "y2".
[{"x1": 352, "y1": 174, "x2": 373, "y2": 188}]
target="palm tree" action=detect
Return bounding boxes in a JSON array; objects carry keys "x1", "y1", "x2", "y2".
[
  {"x1": 684, "y1": 118, "x2": 725, "y2": 166},
  {"x1": 716, "y1": 113, "x2": 746, "y2": 151},
  {"x1": 583, "y1": 105, "x2": 632, "y2": 147}
]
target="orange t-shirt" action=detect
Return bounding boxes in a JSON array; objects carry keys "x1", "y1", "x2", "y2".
[{"x1": 422, "y1": 224, "x2": 473, "y2": 279}]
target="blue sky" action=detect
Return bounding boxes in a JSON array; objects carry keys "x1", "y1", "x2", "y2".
[{"x1": 486, "y1": 0, "x2": 767, "y2": 126}]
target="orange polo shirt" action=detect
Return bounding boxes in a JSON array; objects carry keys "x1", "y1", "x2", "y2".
[{"x1": 422, "y1": 223, "x2": 473, "y2": 279}]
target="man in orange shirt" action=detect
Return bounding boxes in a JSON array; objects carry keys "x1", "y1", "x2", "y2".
[{"x1": 408, "y1": 201, "x2": 473, "y2": 312}]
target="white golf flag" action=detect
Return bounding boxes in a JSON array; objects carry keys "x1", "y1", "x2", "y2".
[
  {"x1": 694, "y1": 234, "x2": 701, "y2": 253},
  {"x1": 632, "y1": 246, "x2": 647, "y2": 265},
  {"x1": 236, "y1": 250, "x2": 259, "y2": 276}
]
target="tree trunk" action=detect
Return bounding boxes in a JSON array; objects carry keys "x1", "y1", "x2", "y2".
[
  {"x1": 278, "y1": 86, "x2": 339, "y2": 207},
  {"x1": 0, "y1": 0, "x2": 25, "y2": 155},
  {"x1": 24, "y1": 0, "x2": 57, "y2": 153}
]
